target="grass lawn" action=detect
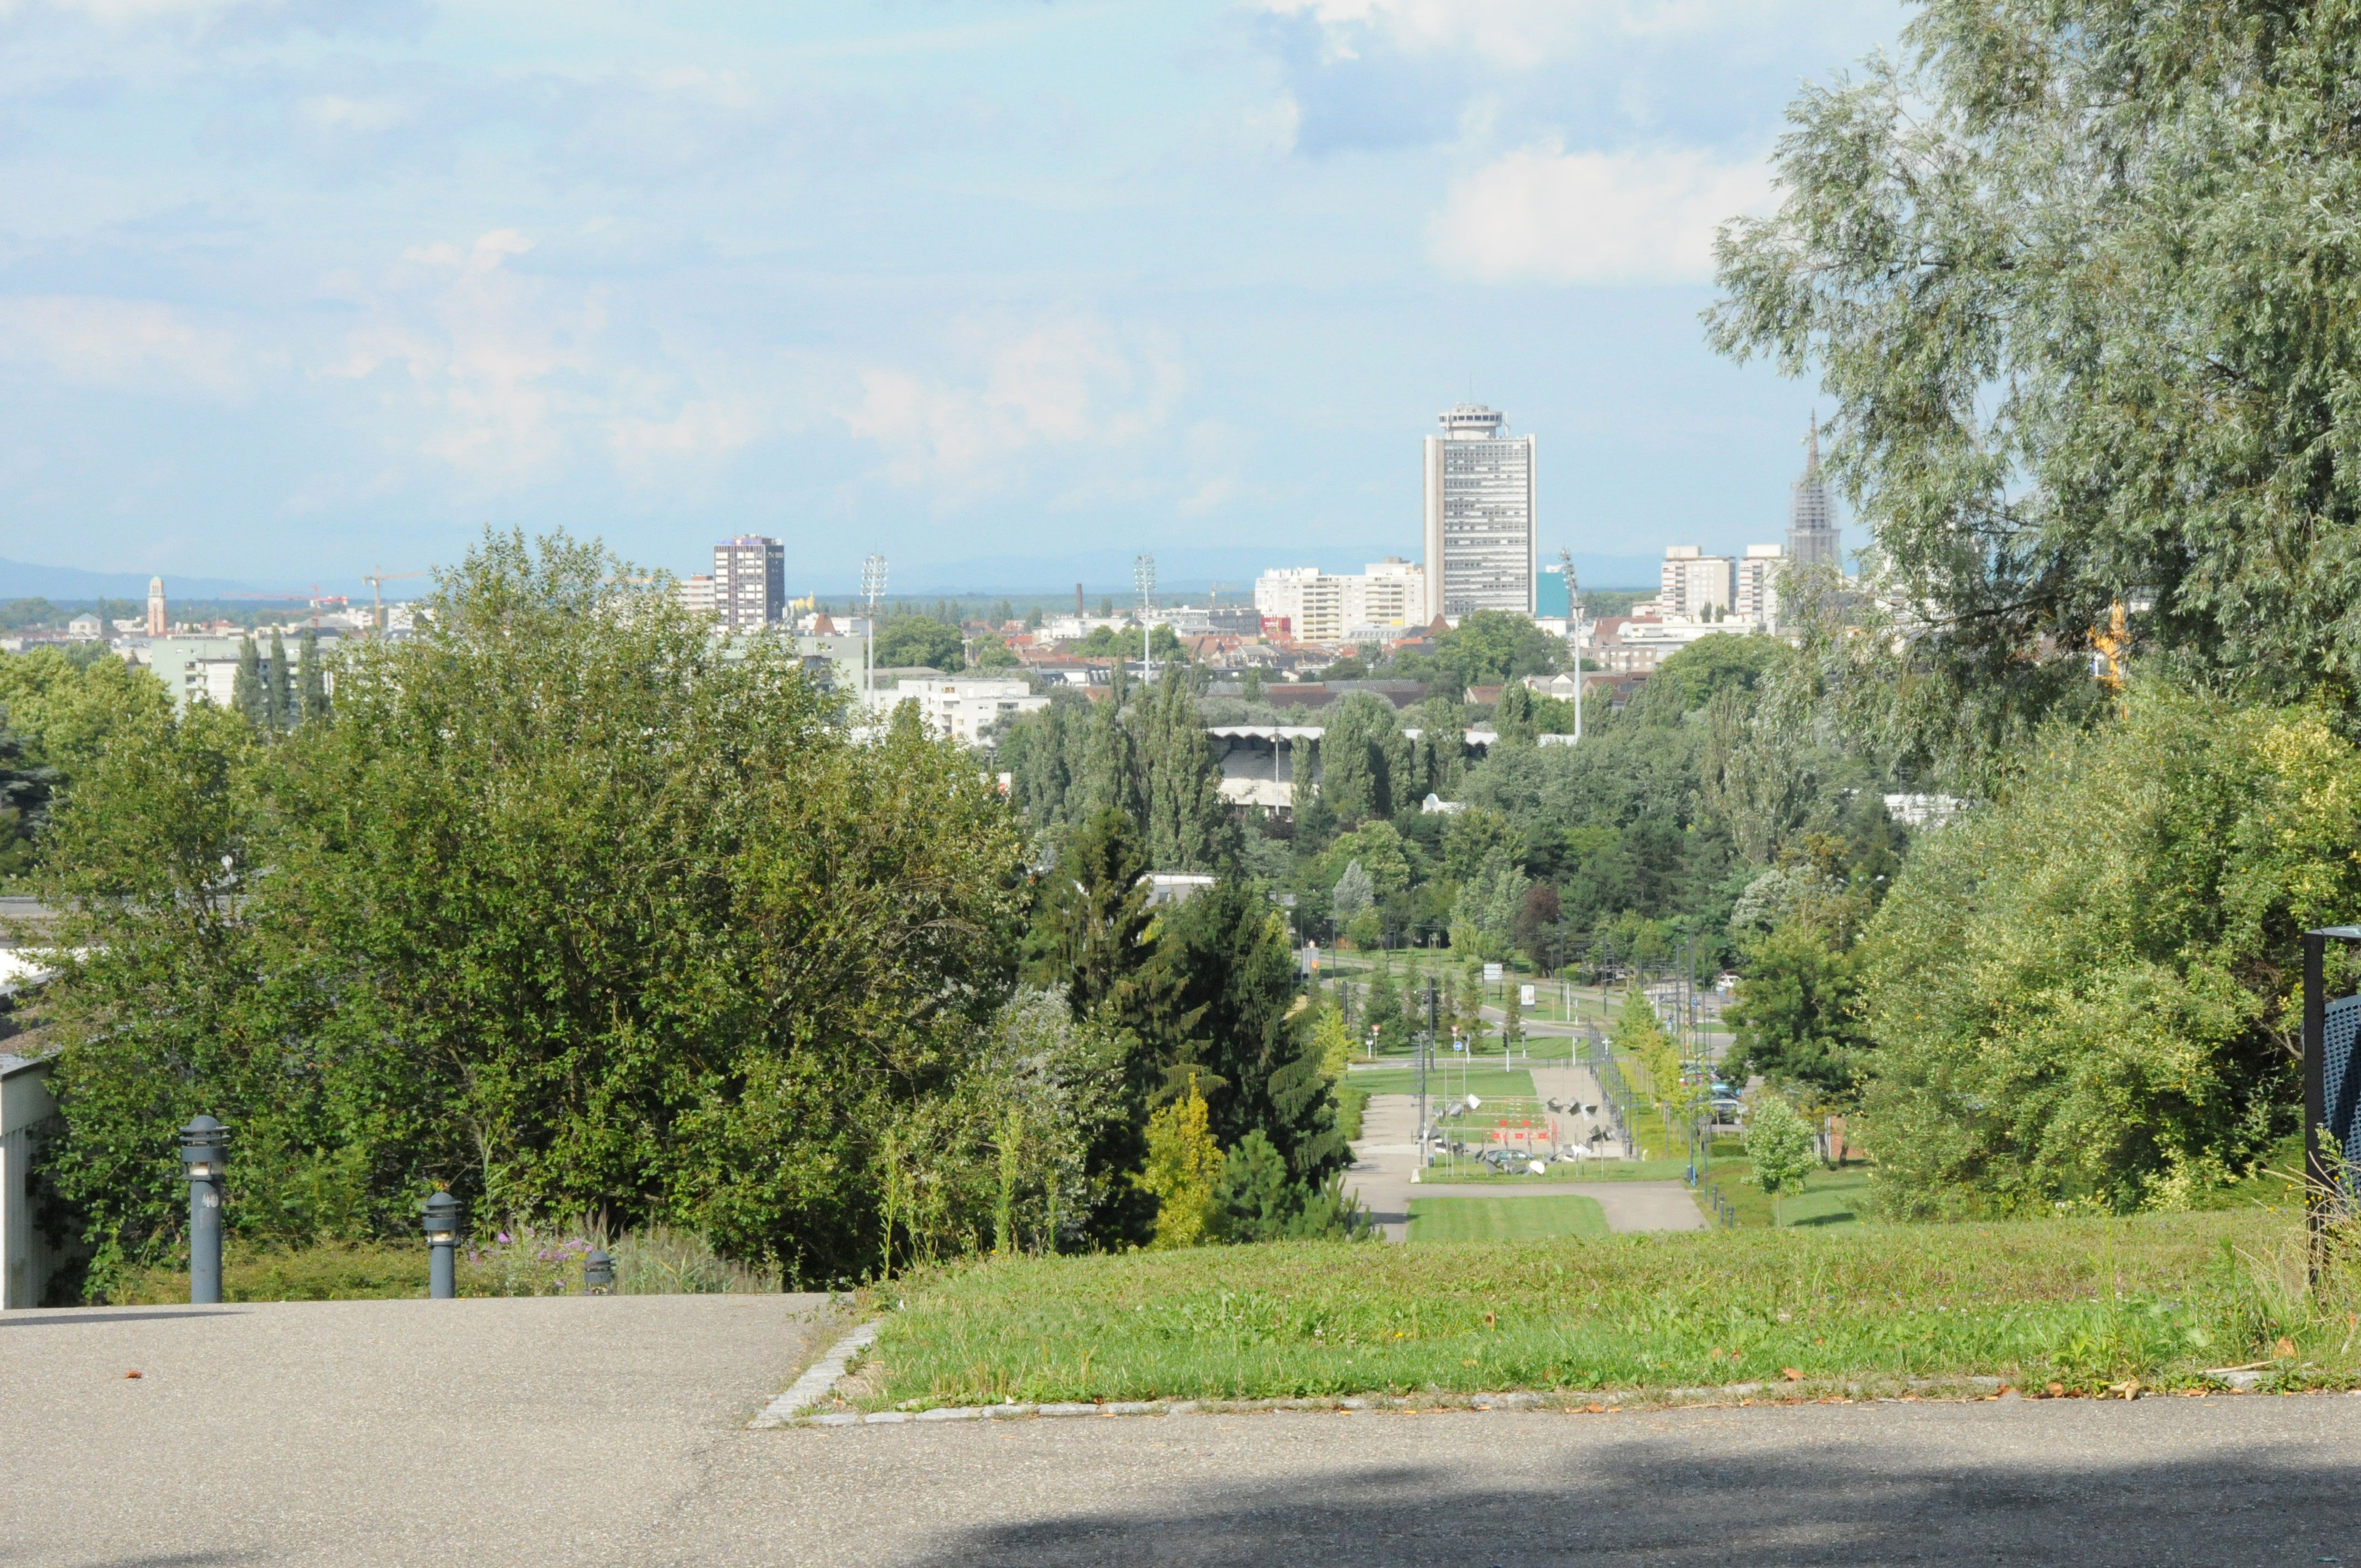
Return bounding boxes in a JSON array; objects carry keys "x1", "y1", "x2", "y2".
[
  {"x1": 1703, "y1": 1160, "x2": 1874, "y2": 1229},
  {"x1": 862, "y1": 1208, "x2": 2349, "y2": 1410},
  {"x1": 1348, "y1": 1065, "x2": 1539, "y2": 1101},
  {"x1": 1407, "y1": 1196, "x2": 1610, "y2": 1242}
]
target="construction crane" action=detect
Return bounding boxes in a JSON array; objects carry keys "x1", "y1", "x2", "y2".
[
  {"x1": 363, "y1": 569, "x2": 428, "y2": 635},
  {"x1": 1207, "y1": 580, "x2": 1242, "y2": 609}
]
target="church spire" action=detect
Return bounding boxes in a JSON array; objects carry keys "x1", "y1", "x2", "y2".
[{"x1": 1805, "y1": 412, "x2": 1820, "y2": 476}]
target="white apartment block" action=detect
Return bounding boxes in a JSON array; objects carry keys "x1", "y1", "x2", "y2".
[
  {"x1": 1424, "y1": 404, "x2": 1536, "y2": 618},
  {"x1": 1736, "y1": 545, "x2": 1786, "y2": 629},
  {"x1": 873, "y1": 676, "x2": 1049, "y2": 748},
  {"x1": 1252, "y1": 559, "x2": 1429, "y2": 643},
  {"x1": 677, "y1": 574, "x2": 715, "y2": 620},
  {"x1": 1659, "y1": 546, "x2": 1736, "y2": 619}
]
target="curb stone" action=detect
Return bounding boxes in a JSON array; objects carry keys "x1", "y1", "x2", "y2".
[{"x1": 748, "y1": 1318, "x2": 884, "y2": 1429}]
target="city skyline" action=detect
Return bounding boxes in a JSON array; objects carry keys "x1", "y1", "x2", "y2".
[{"x1": 0, "y1": 2, "x2": 1889, "y2": 591}]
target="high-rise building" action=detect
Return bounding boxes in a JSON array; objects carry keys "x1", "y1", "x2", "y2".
[
  {"x1": 1252, "y1": 560, "x2": 1429, "y2": 643},
  {"x1": 146, "y1": 576, "x2": 166, "y2": 637},
  {"x1": 1788, "y1": 422, "x2": 1841, "y2": 570},
  {"x1": 1423, "y1": 404, "x2": 1536, "y2": 619},
  {"x1": 1660, "y1": 546, "x2": 1735, "y2": 619},
  {"x1": 677, "y1": 574, "x2": 715, "y2": 621},
  {"x1": 1736, "y1": 544, "x2": 1785, "y2": 629},
  {"x1": 712, "y1": 537, "x2": 785, "y2": 633}
]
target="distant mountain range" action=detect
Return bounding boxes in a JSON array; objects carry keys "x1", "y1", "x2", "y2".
[{"x1": 0, "y1": 557, "x2": 258, "y2": 600}]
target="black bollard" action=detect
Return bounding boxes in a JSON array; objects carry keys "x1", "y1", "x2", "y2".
[
  {"x1": 423, "y1": 1191, "x2": 461, "y2": 1299},
  {"x1": 178, "y1": 1117, "x2": 228, "y2": 1305}
]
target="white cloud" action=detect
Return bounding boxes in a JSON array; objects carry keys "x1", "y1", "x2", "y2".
[
  {"x1": 1261, "y1": 0, "x2": 1853, "y2": 67},
  {"x1": 1428, "y1": 142, "x2": 1769, "y2": 285},
  {"x1": 844, "y1": 317, "x2": 1184, "y2": 497},
  {"x1": 0, "y1": 295, "x2": 254, "y2": 397}
]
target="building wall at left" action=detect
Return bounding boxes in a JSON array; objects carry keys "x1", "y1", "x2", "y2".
[{"x1": 1, "y1": 1057, "x2": 58, "y2": 1309}]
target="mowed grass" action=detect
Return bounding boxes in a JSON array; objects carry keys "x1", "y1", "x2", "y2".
[
  {"x1": 1704, "y1": 1161, "x2": 1874, "y2": 1229},
  {"x1": 1349, "y1": 1066, "x2": 1538, "y2": 1101},
  {"x1": 864, "y1": 1210, "x2": 2344, "y2": 1409},
  {"x1": 1408, "y1": 1196, "x2": 1609, "y2": 1242}
]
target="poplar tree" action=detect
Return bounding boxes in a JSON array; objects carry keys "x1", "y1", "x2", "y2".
[
  {"x1": 230, "y1": 636, "x2": 264, "y2": 729},
  {"x1": 297, "y1": 627, "x2": 329, "y2": 723},
  {"x1": 265, "y1": 628, "x2": 292, "y2": 733}
]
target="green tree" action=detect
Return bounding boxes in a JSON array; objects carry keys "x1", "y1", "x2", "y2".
[
  {"x1": 1433, "y1": 609, "x2": 1565, "y2": 689},
  {"x1": 1727, "y1": 916, "x2": 1869, "y2": 1103},
  {"x1": 1140, "y1": 668, "x2": 1234, "y2": 872},
  {"x1": 1859, "y1": 687, "x2": 2361, "y2": 1217},
  {"x1": 34, "y1": 529, "x2": 1032, "y2": 1295},
  {"x1": 873, "y1": 614, "x2": 965, "y2": 672},
  {"x1": 1239, "y1": 666, "x2": 1264, "y2": 704},
  {"x1": 265, "y1": 628, "x2": 293, "y2": 732},
  {"x1": 1745, "y1": 1092, "x2": 1818, "y2": 1227},
  {"x1": 296, "y1": 628, "x2": 329, "y2": 723},
  {"x1": 1158, "y1": 879, "x2": 1346, "y2": 1190},
  {"x1": 1710, "y1": 0, "x2": 2361, "y2": 774},
  {"x1": 1318, "y1": 693, "x2": 1412, "y2": 826},
  {"x1": 970, "y1": 634, "x2": 1021, "y2": 671},
  {"x1": 231, "y1": 636, "x2": 264, "y2": 729}
]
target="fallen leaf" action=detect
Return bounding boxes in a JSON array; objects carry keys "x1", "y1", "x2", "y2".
[
  {"x1": 1782, "y1": 1367, "x2": 1804, "y2": 1382},
  {"x1": 2275, "y1": 1337, "x2": 2298, "y2": 1359},
  {"x1": 124, "y1": 1370, "x2": 142, "y2": 1380},
  {"x1": 1708, "y1": 1347, "x2": 1727, "y2": 1361},
  {"x1": 2046, "y1": 1381, "x2": 2065, "y2": 1397}
]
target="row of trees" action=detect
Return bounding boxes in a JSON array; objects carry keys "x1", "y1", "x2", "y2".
[{"x1": 15, "y1": 532, "x2": 1357, "y2": 1299}]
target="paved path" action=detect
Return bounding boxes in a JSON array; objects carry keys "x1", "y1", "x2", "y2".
[
  {"x1": 13, "y1": 1297, "x2": 2361, "y2": 1564},
  {"x1": 1347, "y1": 1093, "x2": 1702, "y2": 1239},
  {"x1": 0, "y1": 1294, "x2": 829, "y2": 1568}
]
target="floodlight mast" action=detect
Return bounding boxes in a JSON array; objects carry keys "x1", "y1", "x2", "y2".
[
  {"x1": 1134, "y1": 554, "x2": 1156, "y2": 681},
  {"x1": 861, "y1": 554, "x2": 888, "y2": 710}
]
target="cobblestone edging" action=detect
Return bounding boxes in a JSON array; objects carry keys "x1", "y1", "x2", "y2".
[
  {"x1": 765, "y1": 1375, "x2": 2055, "y2": 1429},
  {"x1": 749, "y1": 1318, "x2": 883, "y2": 1429}
]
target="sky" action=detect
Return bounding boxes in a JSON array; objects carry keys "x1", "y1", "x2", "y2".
[{"x1": 0, "y1": 0, "x2": 1908, "y2": 594}]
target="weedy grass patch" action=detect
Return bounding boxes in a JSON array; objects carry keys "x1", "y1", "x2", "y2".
[{"x1": 865, "y1": 1209, "x2": 2359, "y2": 1409}]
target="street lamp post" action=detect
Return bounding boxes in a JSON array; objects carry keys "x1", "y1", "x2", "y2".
[
  {"x1": 178, "y1": 1117, "x2": 228, "y2": 1305},
  {"x1": 423, "y1": 1190, "x2": 462, "y2": 1299}
]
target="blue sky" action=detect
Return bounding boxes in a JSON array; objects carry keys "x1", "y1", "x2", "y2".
[{"x1": 0, "y1": 0, "x2": 1906, "y2": 593}]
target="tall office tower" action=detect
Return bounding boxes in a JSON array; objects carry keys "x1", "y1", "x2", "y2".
[
  {"x1": 1660, "y1": 545, "x2": 1736, "y2": 619},
  {"x1": 146, "y1": 576, "x2": 167, "y2": 636},
  {"x1": 1787, "y1": 422, "x2": 1842, "y2": 570},
  {"x1": 1424, "y1": 404, "x2": 1536, "y2": 619},
  {"x1": 712, "y1": 536, "x2": 785, "y2": 633}
]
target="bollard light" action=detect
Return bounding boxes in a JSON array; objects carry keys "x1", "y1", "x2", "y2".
[
  {"x1": 583, "y1": 1249, "x2": 614, "y2": 1295},
  {"x1": 179, "y1": 1116, "x2": 229, "y2": 1306},
  {"x1": 423, "y1": 1190, "x2": 462, "y2": 1300}
]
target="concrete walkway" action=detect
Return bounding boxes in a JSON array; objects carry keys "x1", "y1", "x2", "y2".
[
  {"x1": 14, "y1": 1284, "x2": 2361, "y2": 1566},
  {"x1": 1346, "y1": 1092, "x2": 1705, "y2": 1240},
  {"x1": 0, "y1": 1293, "x2": 830, "y2": 1567}
]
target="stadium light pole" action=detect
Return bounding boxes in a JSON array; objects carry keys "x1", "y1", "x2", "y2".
[
  {"x1": 1134, "y1": 554, "x2": 1156, "y2": 681},
  {"x1": 862, "y1": 554, "x2": 888, "y2": 712}
]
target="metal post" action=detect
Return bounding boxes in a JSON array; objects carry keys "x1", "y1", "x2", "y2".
[
  {"x1": 1419, "y1": 979, "x2": 1437, "y2": 1171},
  {"x1": 178, "y1": 1116, "x2": 227, "y2": 1306},
  {"x1": 584, "y1": 1249, "x2": 615, "y2": 1295},
  {"x1": 2306, "y1": 930, "x2": 2328, "y2": 1281},
  {"x1": 424, "y1": 1190, "x2": 462, "y2": 1299}
]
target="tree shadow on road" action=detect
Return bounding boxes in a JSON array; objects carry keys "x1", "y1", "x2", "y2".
[{"x1": 887, "y1": 1424, "x2": 2347, "y2": 1567}]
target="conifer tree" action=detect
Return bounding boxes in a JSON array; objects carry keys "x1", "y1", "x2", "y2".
[
  {"x1": 265, "y1": 628, "x2": 292, "y2": 733},
  {"x1": 297, "y1": 627, "x2": 329, "y2": 723},
  {"x1": 230, "y1": 636, "x2": 264, "y2": 729}
]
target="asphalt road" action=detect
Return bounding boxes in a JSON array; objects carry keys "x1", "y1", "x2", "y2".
[{"x1": 10, "y1": 1299, "x2": 2361, "y2": 1566}]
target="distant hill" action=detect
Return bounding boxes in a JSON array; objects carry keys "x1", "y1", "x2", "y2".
[{"x1": 0, "y1": 557, "x2": 255, "y2": 600}]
